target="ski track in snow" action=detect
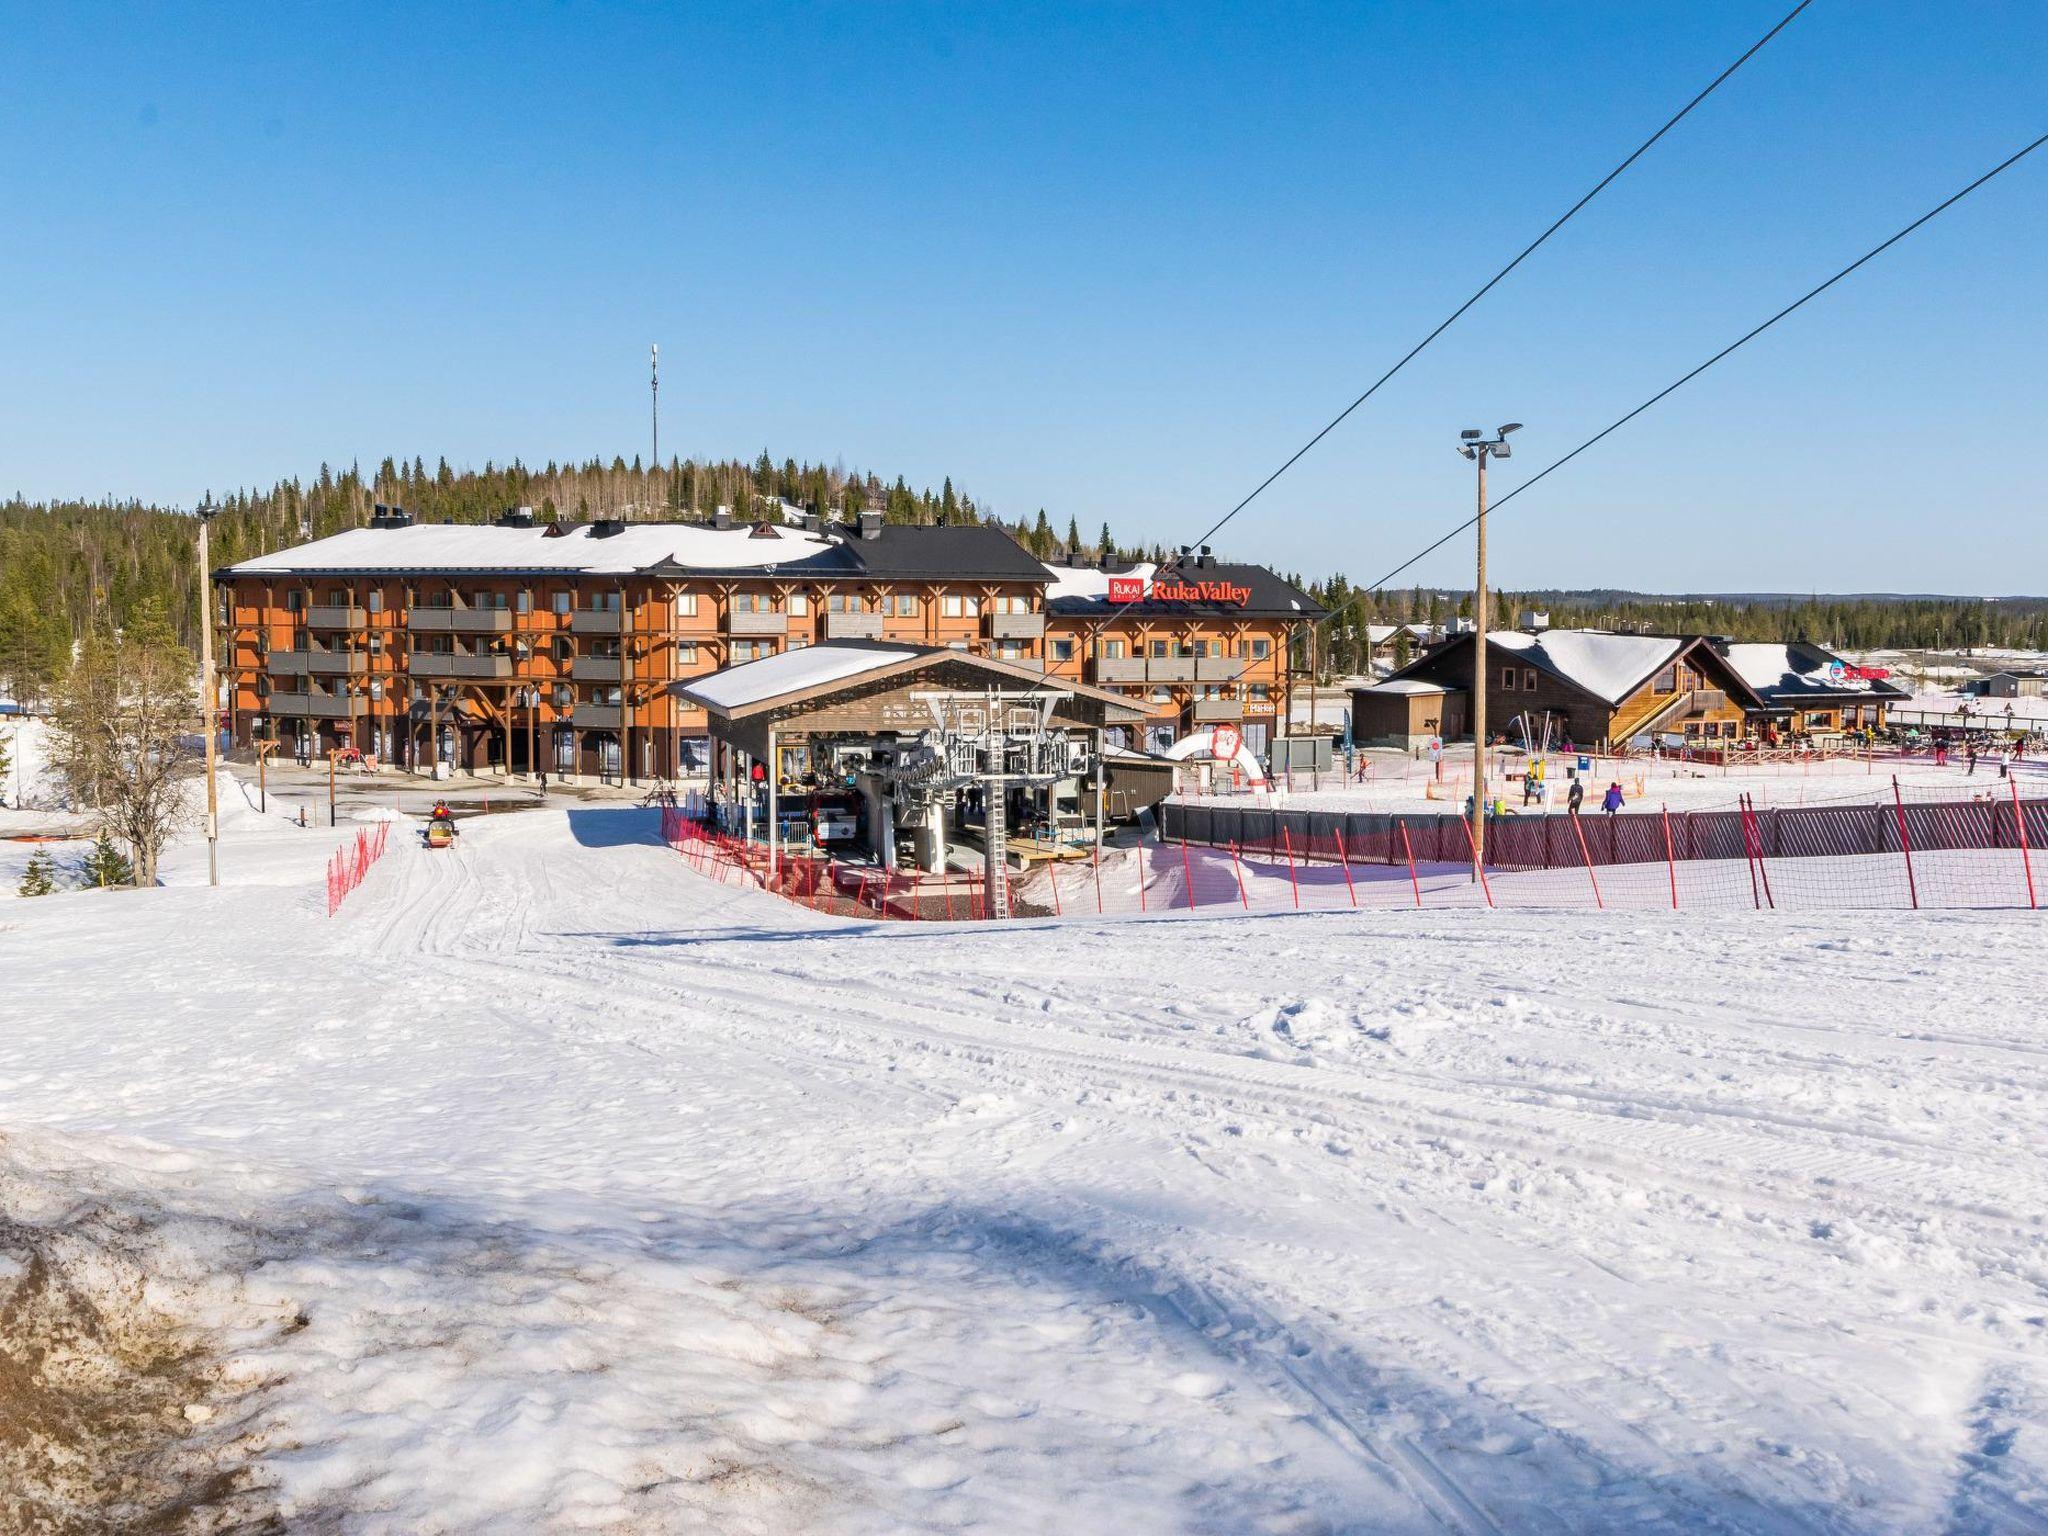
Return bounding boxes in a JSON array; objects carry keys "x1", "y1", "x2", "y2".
[{"x1": 5, "y1": 794, "x2": 2048, "y2": 1533}]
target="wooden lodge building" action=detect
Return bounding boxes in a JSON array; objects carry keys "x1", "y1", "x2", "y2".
[
  {"x1": 212, "y1": 507, "x2": 1324, "y2": 779},
  {"x1": 1351, "y1": 630, "x2": 1908, "y2": 751}
]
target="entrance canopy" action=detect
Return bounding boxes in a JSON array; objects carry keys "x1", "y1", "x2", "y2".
[{"x1": 676, "y1": 641, "x2": 1149, "y2": 761}]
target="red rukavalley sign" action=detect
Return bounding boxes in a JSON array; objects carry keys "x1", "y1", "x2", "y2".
[{"x1": 1106, "y1": 576, "x2": 1251, "y2": 605}]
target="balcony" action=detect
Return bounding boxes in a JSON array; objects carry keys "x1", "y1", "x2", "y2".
[
  {"x1": 407, "y1": 607, "x2": 512, "y2": 633},
  {"x1": 724, "y1": 610, "x2": 789, "y2": 637},
  {"x1": 1194, "y1": 656, "x2": 1245, "y2": 682},
  {"x1": 266, "y1": 691, "x2": 365, "y2": 719},
  {"x1": 410, "y1": 653, "x2": 513, "y2": 680},
  {"x1": 1094, "y1": 656, "x2": 1148, "y2": 684},
  {"x1": 823, "y1": 611, "x2": 884, "y2": 641},
  {"x1": 570, "y1": 610, "x2": 624, "y2": 636},
  {"x1": 306, "y1": 605, "x2": 366, "y2": 628},
  {"x1": 1192, "y1": 698, "x2": 1245, "y2": 723},
  {"x1": 572, "y1": 704, "x2": 624, "y2": 730},
  {"x1": 988, "y1": 612, "x2": 1045, "y2": 641},
  {"x1": 308, "y1": 651, "x2": 367, "y2": 677},
  {"x1": 1148, "y1": 657, "x2": 1197, "y2": 683},
  {"x1": 265, "y1": 652, "x2": 309, "y2": 677},
  {"x1": 570, "y1": 655, "x2": 627, "y2": 682}
]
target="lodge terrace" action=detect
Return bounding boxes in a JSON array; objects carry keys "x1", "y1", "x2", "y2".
[{"x1": 213, "y1": 508, "x2": 1323, "y2": 780}]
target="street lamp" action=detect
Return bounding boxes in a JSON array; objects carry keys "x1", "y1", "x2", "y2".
[
  {"x1": 1455, "y1": 423, "x2": 1520, "y2": 877},
  {"x1": 195, "y1": 496, "x2": 223, "y2": 886}
]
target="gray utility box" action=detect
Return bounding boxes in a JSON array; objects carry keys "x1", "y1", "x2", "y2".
[{"x1": 1271, "y1": 735, "x2": 1334, "y2": 773}]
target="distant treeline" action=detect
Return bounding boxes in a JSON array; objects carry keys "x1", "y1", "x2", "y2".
[{"x1": 2, "y1": 453, "x2": 2041, "y2": 704}]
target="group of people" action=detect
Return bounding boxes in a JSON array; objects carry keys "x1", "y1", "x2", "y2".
[{"x1": 1471, "y1": 769, "x2": 1625, "y2": 821}]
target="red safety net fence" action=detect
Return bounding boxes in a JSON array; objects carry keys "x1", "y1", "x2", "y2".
[
  {"x1": 661, "y1": 782, "x2": 2044, "y2": 921},
  {"x1": 325, "y1": 821, "x2": 392, "y2": 915},
  {"x1": 660, "y1": 806, "x2": 995, "y2": 920}
]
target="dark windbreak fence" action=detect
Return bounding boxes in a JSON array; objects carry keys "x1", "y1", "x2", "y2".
[
  {"x1": 1160, "y1": 797, "x2": 2048, "y2": 872},
  {"x1": 1158, "y1": 794, "x2": 2048, "y2": 915}
]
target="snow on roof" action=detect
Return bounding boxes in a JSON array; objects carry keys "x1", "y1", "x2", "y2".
[
  {"x1": 1041, "y1": 561, "x2": 1157, "y2": 603},
  {"x1": 1359, "y1": 679, "x2": 1449, "y2": 695},
  {"x1": 1719, "y1": 642, "x2": 1889, "y2": 698},
  {"x1": 1490, "y1": 630, "x2": 1684, "y2": 705},
  {"x1": 680, "y1": 645, "x2": 922, "y2": 712},
  {"x1": 226, "y1": 520, "x2": 836, "y2": 577}
]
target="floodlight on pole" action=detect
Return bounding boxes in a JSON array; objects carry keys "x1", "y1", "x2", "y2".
[{"x1": 1453, "y1": 422, "x2": 1524, "y2": 882}]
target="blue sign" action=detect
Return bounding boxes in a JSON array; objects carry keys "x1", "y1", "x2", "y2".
[{"x1": 1577, "y1": 755, "x2": 1591, "y2": 773}]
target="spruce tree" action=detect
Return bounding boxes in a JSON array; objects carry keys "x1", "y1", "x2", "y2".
[
  {"x1": 81, "y1": 829, "x2": 133, "y2": 888},
  {"x1": 17, "y1": 848, "x2": 56, "y2": 897}
]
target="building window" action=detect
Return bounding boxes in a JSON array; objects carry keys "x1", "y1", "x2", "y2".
[
  {"x1": 677, "y1": 642, "x2": 698, "y2": 664},
  {"x1": 515, "y1": 590, "x2": 532, "y2": 615},
  {"x1": 1250, "y1": 684, "x2": 1270, "y2": 702},
  {"x1": 1501, "y1": 668, "x2": 1517, "y2": 690},
  {"x1": 895, "y1": 593, "x2": 919, "y2": 617},
  {"x1": 552, "y1": 591, "x2": 572, "y2": 616},
  {"x1": 584, "y1": 592, "x2": 621, "y2": 612},
  {"x1": 1150, "y1": 686, "x2": 1173, "y2": 702},
  {"x1": 787, "y1": 592, "x2": 808, "y2": 617},
  {"x1": 992, "y1": 594, "x2": 1030, "y2": 615},
  {"x1": 941, "y1": 593, "x2": 980, "y2": 618},
  {"x1": 788, "y1": 637, "x2": 809, "y2": 650},
  {"x1": 1250, "y1": 638, "x2": 1270, "y2": 659},
  {"x1": 1524, "y1": 669, "x2": 1538, "y2": 691},
  {"x1": 1051, "y1": 638, "x2": 1076, "y2": 662},
  {"x1": 286, "y1": 590, "x2": 306, "y2": 612},
  {"x1": 1150, "y1": 639, "x2": 1168, "y2": 659},
  {"x1": 552, "y1": 637, "x2": 571, "y2": 661},
  {"x1": 366, "y1": 590, "x2": 384, "y2": 614},
  {"x1": 1103, "y1": 638, "x2": 1126, "y2": 660},
  {"x1": 995, "y1": 641, "x2": 1027, "y2": 660},
  {"x1": 553, "y1": 685, "x2": 572, "y2": 709},
  {"x1": 1655, "y1": 666, "x2": 1677, "y2": 693},
  {"x1": 675, "y1": 593, "x2": 699, "y2": 618}
]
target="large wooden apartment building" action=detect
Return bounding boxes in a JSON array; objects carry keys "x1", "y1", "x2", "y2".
[{"x1": 212, "y1": 508, "x2": 1323, "y2": 778}]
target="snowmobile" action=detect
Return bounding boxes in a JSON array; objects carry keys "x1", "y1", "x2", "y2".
[{"x1": 424, "y1": 802, "x2": 459, "y2": 849}]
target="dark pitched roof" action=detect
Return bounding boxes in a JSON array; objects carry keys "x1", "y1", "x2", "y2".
[
  {"x1": 1047, "y1": 558, "x2": 1324, "y2": 621},
  {"x1": 845, "y1": 524, "x2": 1050, "y2": 581}
]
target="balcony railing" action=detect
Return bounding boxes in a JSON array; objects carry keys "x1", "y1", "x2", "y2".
[
  {"x1": 1094, "y1": 657, "x2": 1148, "y2": 684},
  {"x1": 309, "y1": 652, "x2": 367, "y2": 677},
  {"x1": 1193, "y1": 656, "x2": 1245, "y2": 682},
  {"x1": 1147, "y1": 657, "x2": 1197, "y2": 683},
  {"x1": 987, "y1": 612, "x2": 1045, "y2": 640},
  {"x1": 1191, "y1": 698, "x2": 1245, "y2": 723},
  {"x1": 265, "y1": 690, "x2": 366, "y2": 719},
  {"x1": 570, "y1": 610, "x2": 624, "y2": 636},
  {"x1": 407, "y1": 608, "x2": 512, "y2": 633},
  {"x1": 265, "y1": 652, "x2": 309, "y2": 677},
  {"x1": 306, "y1": 605, "x2": 366, "y2": 628},
  {"x1": 571, "y1": 704, "x2": 624, "y2": 730},
  {"x1": 410, "y1": 654, "x2": 513, "y2": 680},
  {"x1": 723, "y1": 610, "x2": 789, "y2": 637},
  {"x1": 822, "y1": 611, "x2": 884, "y2": 641},
  {"x1": 570, "y1": 655, "x2": 627, "y2": 682}
]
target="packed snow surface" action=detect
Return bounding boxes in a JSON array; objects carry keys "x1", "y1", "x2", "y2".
[{"x1": 5, "y1": 786, "x2": 2047, "y2": 1531}]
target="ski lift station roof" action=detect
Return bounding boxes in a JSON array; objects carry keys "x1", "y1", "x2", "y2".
[{"x1": 674, "y1": 642, "x2": 1149, "y2": 759}]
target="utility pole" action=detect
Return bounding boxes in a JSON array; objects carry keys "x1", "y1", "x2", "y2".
[
  {"x1": 196, "y1": 497, "x2": 222, "y2": 886},
  {"x1": 650, "y1": 343, "x2": 660, "y2": 487},
  {"x1": 1457, "y1": 424, "x2": 1520, "y2": 879}
]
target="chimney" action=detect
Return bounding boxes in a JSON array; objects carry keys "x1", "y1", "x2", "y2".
[
  {"x1": 496, "y1": 505, "x2": 536, "y2": 528},
  {"x1": 858, "y1": 509, "x2": 883, "y2": 541},
  {"x1": 1198, "y1": 544, "x2": 1214, "y2": 569},
  {"x1": 712, "y1": 505, "x2": 734, "y2": 531},
  {"x1": 1098, "y1": 545, "x2": 1115, "y2": 570}
]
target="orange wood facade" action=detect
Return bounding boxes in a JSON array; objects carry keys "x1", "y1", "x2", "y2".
[{"x1": 217, "y1": 572, "x2": 1307, "y2": 777}]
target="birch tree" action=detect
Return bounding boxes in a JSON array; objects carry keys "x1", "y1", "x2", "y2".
[{"x1": 46, "y1": 600, "x2": 196, "y2": 886}]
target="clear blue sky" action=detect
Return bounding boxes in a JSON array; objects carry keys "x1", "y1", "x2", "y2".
[{"x1": 2, "y1": 2, "x2": 2041, "y2": 594}]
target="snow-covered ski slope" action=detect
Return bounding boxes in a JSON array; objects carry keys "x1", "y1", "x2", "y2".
[{"x1": 5, "y1": 799, "x2": 2047, "y2": 1533}]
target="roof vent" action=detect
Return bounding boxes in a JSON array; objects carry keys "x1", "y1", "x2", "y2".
[
  {"x1": 711, "y1": 505, "x2": 734, "y2": 531},
  {"x1": 542, "y1": 520, "x2": 573, "y2": 539},
  {"x1": 1198, "y1": 544, "x2": 1214, "y2": 569},
  {"x1": 1099, "y1": 546, "x2": 1115, "y2": 570},
  {"x1": 496, "y1": 505, "x2": 536, "y2": 528},
  {"x1": 370, "y1": 502, "x2": 414, "y2": 529},
  {"x1": 590, "y1": 518, "x2": 626, "y2": 539},
  {"x1": 858, "y1": 509, "x2": 883, "y2": 541},
  {"x1": 748, "y1": 520, "x2": 780, "y2": 539}
]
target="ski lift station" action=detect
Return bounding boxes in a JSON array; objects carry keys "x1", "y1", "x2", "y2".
[{"x1": 679, "y1": 641, "x2": 1148, "y2": 915}]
